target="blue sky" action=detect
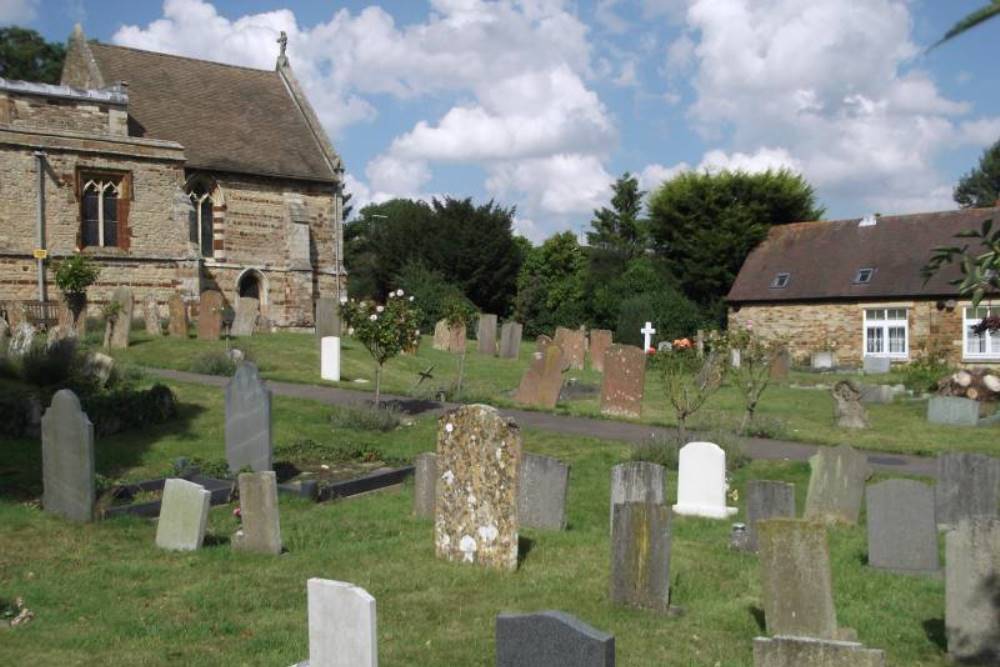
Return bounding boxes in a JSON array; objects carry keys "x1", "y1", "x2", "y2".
[{"x1": 4, "y1": 0, "x2": 998, "y2": 241}]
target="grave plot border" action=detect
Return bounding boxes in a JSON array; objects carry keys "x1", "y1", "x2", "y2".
[{"x1": 99, "y1": 473, "x2": 234, "y2": 520}]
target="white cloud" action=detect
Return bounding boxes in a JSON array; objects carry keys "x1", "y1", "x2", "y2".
[
  {"x1": 0, "y1": 0, "x2": 37, "y2": 24},
  {"x1": 486, "y1": 153, "x2": 613, "y2": 217},
  {"x1": 365, "y1": 155, "x2": 432, "y2": 201},
  {"x1": 698, "y1": 147, "x2": 802, "y2": 174},
  {"x1": 638, "y1": 162, "x2": 689, "y2": 191}
]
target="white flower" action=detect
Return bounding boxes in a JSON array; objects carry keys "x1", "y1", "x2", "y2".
[
  {"x1": 369, "y1": 314, "x2": 377, "y2": 321},
  {"x1": 347, "y1": 327, "x2": 355, "y2": 335},
  {"x1": 339, "y1": 296, "x2": 348, "y2": 304},
  {"x1": 415, "y1": 330, "x2": 421, "y2": 336},
  {"x1": 376, "y1": 305, "x2": 384, "y2": 313},
  {"x1": 408, "y1": 296, "x2": 414, "y2": 302},
  {"x1": 396, "y1": 289, "x2": 404, "y2": 297}
]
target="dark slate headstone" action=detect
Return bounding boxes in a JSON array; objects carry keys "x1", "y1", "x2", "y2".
[
  {"x1": 935, "y1": 452, "x2": 1000, "y2": 529},
  {"x1": 477, "y1": 313, "x2": 498, "y2": 355},
  {"x1": 610, "y1": 502, "x2": 672, "y2": 612},
  {"x1": 945, "y1": 518, "x2": 1000, "y2": 663},
  {"x1": 413, "y1": 452, "x2": 437, "y2": 518},
  {"x1": 41, "y1": 390, "x2": 95, "y2": 523},
  {"x1": 753, "y1": 636, "x2": 886, "y2": 667},
  {"x1": 499, "y1": 321, "x2": 523, "y2": 359},
  {"x1": 518, "y1": 453, "x2": 570, "y2": 531},
  {"x1": 496, "y1": 610, "x2": 615, "y2": 667},
  {"x1": 225, "y1": 362, "x2": 273, "y2": 473},
  {"x1": 804, "y1": 444, "x2": 870, "y2": 524},
  {"x1": 866, "y1": 479, "x2": 939, "y2": 575},
  {"x1": 745, "y1": 480, "x2": 796, "y2": 552},
  {"x1": 315, "y1": 297, "x2": 342, "y2": 341}
]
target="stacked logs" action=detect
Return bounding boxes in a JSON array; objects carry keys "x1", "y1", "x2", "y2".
[{"x1": 936, "y1": 369, "x2": 1000, "y2": 401}]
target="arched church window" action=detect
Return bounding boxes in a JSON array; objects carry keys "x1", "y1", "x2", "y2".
[
  {"x1": 81, "y1": 176, "x2": 122, "y2": 247},
  {"x1": 187, "y1": 183, "x2": 214, "y2": 257}
]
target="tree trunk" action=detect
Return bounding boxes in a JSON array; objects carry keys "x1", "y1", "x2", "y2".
[{"x1": 374, "y1": 363, "x2": 383, "y2": 407}]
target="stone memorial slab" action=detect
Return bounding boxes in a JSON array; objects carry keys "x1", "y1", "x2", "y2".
[
  {"x1": 554, "y1": 326, "x2": 586, "y2": 370},
  {"x1": 863, "y1": 356, "x2": 891, "y2": 374},
  {"x1": 155, "y1": 478, "x2": 211, "y2": 551},
  {"x1": 232, "y1": 297, "x2": 258, "y2": 337},
  {"x1": 108, "y1": 286, "x2": 134, "y2": 349},
  {"x1": 496, "y1": 610, "x2": 614, "y2": 667},
  {"x1": 413, "y1": 452, "x2": 437, "y2": 518},
  {"x1": 225, "y1": 362, "x2": 273, "y2": 473},
  {"x1": 769, "y1": 347, "x2": 791, "y2": 380},
  {"x1": 513, "y1": 345, "x2": 564, "y2": 409},
  {"x1": 745, "y1": 480, "x2": 796, "y2": 552},
  {"x1": 447, "y1": 321, "x2": 466, "y2": 353},
  {"x1": 233, "y1": 471, "x2": 282, "y2": 555},
  {"x1": 753, "y1": 637, "x2": 885, "y2": 667},
  {"x1": 144, "y1": 294, "x2": 161, "y2": 336},
  {"x1": 610, "y1": 461, "x2": 665, "y2": 530},
  {"x1": 935, "y1": 453, "x2": 1000, "y2": 529},
  {"x1": 307, "y1": 578, "x2": 377, "y2": 667},
  {"x1": 866, "y1": 479, "x2": 939, "y2": 574},
  {"x1": 811, "y1": 350, "x2": 836, "y2": 369},
  {"x1": 518, "y1": 453, "x2": 570, "y2": 531},
  {"x1": 610, "y1": 502, "x2": 672, "y2": 612},
  {"x1": 477, "y1": 313, "x2": 498, "y2": 355},
  {"x1": 946, "y1": 518, "x2": 1000, "y2": 663},
  {"x1": 315, "y1": 296, "x2": 342, "y2": 341},
  {"x1": 499, "y1": 321, "x2": 523, "y2": 359},
  {"x1": 432, "y1": 319, "x2": 449, "y2": 351},
  {"x1": 673, "y1": 442, "x2": 737, "y2": 519},
  {"x1": 167, "y1": 293, "x2": 188, "y2": 337},
  {"x1": 321, "y1": 336, "x2": 341, "y2": 382},
  {"x1": 434, "y1": 404, "x2": 521, "y2": 571},
  {"x1": 41, "y1": 389, "x2": 95, "y2": 523},
  {"x1": 804, "y1": 444, "x2": 870, "y2": 524},
  {"x1": 758, "y1": 519, "x2": 838, "y2": 639},
  {"x1": 928, "y1": 396, "x2": 982, "y2": 427},
  {"x1": 198, "y1": 290, "x2": 224, "y2": 340},
  {"x1": 8, "y1": 322, "x2": 35, "y2": 357},
  {"x1": 589, "y1": 329, "x2": 613, "y2": 372},
  {"x1": 600, "y1": 344, "x2": 646, "y2": 419}
]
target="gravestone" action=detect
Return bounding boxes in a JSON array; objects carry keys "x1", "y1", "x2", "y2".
[
  {"x1": 811, "y1": 350, "x2": 836, "y2": 369},
  {"x1": 83, "y1": 352, "x2": 115, "y2": 388},
  {"x1": 477, "y1": 313, "x2": 498, "y2": 355},
  {"x1": 232, "y1": 297, "x2": 258, "y2": 336},
  {"x1": 804, "y1": 444, "x2": 870, "y2": 524},
  {"x1": 46, "y1": 324, "x2": 72, "y2": 348},
  {"x1": 315, "y1": 296, "x2": 342, "y2": 341},
  {"x1": 610, "y1": 502, "x2": 672, "y2": 612},
  {"x1": 198, "y1": 290, "x2": 224, "y2": 340},
  {"x1": 41, "y1": 389, "x2": 95, "y2": 523},
  {"x1": 499, "y1": 321, "x2": 523, "y2": 359},
  {"x1": 600, "y1": 344, "x2": 646, "y2": 419},
  {"x1": 589, "y1": 329, "x2": 613, "y2": 372},
  {"x1": 656, "y1": 341, "x2": 672, "y2": 353},
  {"x1": 496, "y1": 610, "x2": 615, "y2": 667},
  {"x1": 753, "y1": 637, "x2": 885, "y2": 667},
  {"x1": 434, "y1": 404, "x2": 521, "y2": 571},
  {"x1": 306, "y1": 578, "x2": 378, "y2": 667},
  {"x1": 936, "y1": 452, "x2": 1000, "y2": 529},
  {"x1": 518, "y1": 453, "x2": 570, "y2": 531},
  {"x1": 745, "y1": 480, "x2": 796, "y2": 552},
  {"x1": 321, "y1": 336, "x2": 341, "y2": 382},
  {"x1": 413, "y1": 452, "x2": 437, "y2": 518},
  {"x1": 108, "y1": 286, "x2": 134, "y2": 349},
  {"x1": 730, "y1": 348, "x2": 742, "y2": 368},
  {"x1": 432, "y1": 319, "x2": 449, "y2": 351},
  {"x1": 225, "y1": 362, "x2": 273, "y2": 473},
  {"x1": 144, "y1": 294, "x2": 161, "y2": 336},
  {"x1": 945, "y1": 518, "x2": 1000, "y2": 663},
  {"x1": 232, "y1": 471, "x2": 282, "y2": 555},
  {"x1": 554, "y1": 327, "x2": 586, "y2": 370},
  {"x1": 863, "y1": 356, "x2": 891, "y2": 374},
  {"x1": 447, "y1": 321, "x2": 466, "y2": 353},
  {"x1": 513, "y1": 345, "x2": 564, "y2": 409},
  {"x1": 832, "y1": 380, "x2": 868, "y2": 429},
  {"x1": 536, "y1": 334, "x2": 553, "y2": 355},
  {"x1": 769, "y1": 347, "x2": 791, "y2": 379},
  {"x1": 927, "y1": 396, "x2": 982, "y2": 427},
  {"x1": 8, "y1": 322, "x2": 35, "y2": 357},
  {"x1": 758, "y1": 518, "x2": 838, "y2": 639},
  {"x1": 167, "y1": 293, "x2": 188, "y2": 337},
  {"x1": 860, "y1": 384, "x2": 901, "y2": 405},
  {"x1": 609, "y1": 461, "x2": 665, "y2": 530},
  {"x1": 866, "y1": 479, "x2": 939, "y2": 574},
  {"x1": 672, "y1": 442, "x2": 737, "y2": 519},
  {"x1": 155, "y1": 478, "x2": 211, "y2": 551}
]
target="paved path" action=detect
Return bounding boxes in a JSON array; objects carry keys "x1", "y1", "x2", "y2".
[{"x1": 149, "y1": 367, "x2": 937, "y2": 477}]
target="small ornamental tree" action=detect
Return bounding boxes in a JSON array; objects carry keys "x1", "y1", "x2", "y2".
[
  {"x1": 54, "y1": 254, "x2": 100, "y2": 327},
  {"x1": 723, "y1": 323, "x2": 786, "y2": 434},
  {"x1": 653, "y1": 344, "x2": 725, "y2": 441},
  {"x1": 341, "y1": 289, "x2": 421, "y2": 406},
  {"x1": 439, "y1": 296, "x2": 476, "y2": 398}
]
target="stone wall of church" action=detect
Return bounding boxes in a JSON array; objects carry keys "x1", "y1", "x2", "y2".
[{"x1": 0, "y1": 92, "x2": 126, "y2": 136}]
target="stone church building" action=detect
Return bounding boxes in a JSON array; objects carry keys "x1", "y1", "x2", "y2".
[{"x1": 0, "y1": 26, "x2": 346, "y2": 329}]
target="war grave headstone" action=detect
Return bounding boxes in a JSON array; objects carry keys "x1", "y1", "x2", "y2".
[
  {"x1": 432, "y1": 319, "x2": 449, "y2": 351},
  {"x1": 225, "y1": 362, "x2": 273, "y2": 473},
  {"x1": 413, "y1": 452, "x2": 437, "y2": 518},
  {"x1": 41, "y1": 389, "x2": 95, "y2": 523},
  {"x1": 301, "y1": 578, "x2": 378, "y2": 667},
  {"x1": 198, "y1": 289, "x2": 224, "y2": 340},
  {"x1": 945, "y1": 518, "x2": 1000, "y2": 663},
  {"x1": 866, "y1": 479, "x2": 939, "y2": 575},
  {"x1": 672, "y1": 442, "x2": 737, "y2": 519},
  {"x1": 232, "y1": 471, "x2": 282, "y2": 555},
  {"x1": 803, "y1": 444, "x2": 870, "y2": 524},
  {"x1": 599, "y1": 344, "x2": 646, "y2": 419},
  {"x1": 609, "y1": 461, "x2": 665, "y2": 531},
  {"x1": 315, "y1": 296, "x2": 342, "y2": 342},
  {"x1": 935, "y1": 452, "x2": 1000, "y2": 529},
  {"x1": 513, "y1": 344, "x2": 564, "y2": 409},
  {"x1": 107, "y1": 286, "x2": 134, "y2": 349},
  {"x1": 863, "y1": 356, "x2": 891, "y2": 374},
  {"x1": 231, "y1": 297, "x2": 259, "y2": 336},
  {"x1": 610, "y1": 502, "x2": 673, "y2": 612},
  {"x1": 144, "y1": 294, "x2": 161, "y2": 336},
  {"x1": 496, "y1": 610, "x2": 615, "y2": 667},
  {"x1": 499, "y1": 321, "x2": 523, "y2": 359},
  {"x1": 477, "y1": 313, "x2": 498, "y2": 355},
  {"x1": 832, "y1": 380, "x2": 869, "y2": 429},
  {"x1": 589, "y1": 329, "x2": 613, "y2": 372},
  {"x1": 518, "y1": 453, "x2": 570, "y2": 531},
  {"x1": 434, "y1": 405, "x2": 521, "y2": 571},
  {"x1": 753, "y1": 636, "x2": 885, "y2": 667},
  {"x1": 168, "y1": 293, "x2": 188, "y2": 337},
  {"x1": 554, "y1": 326, "x2": 586, "y2": 370},
  {"x1": 744, "y1": 480, "x2": 796, "y2": 552},
  {"x1": 321, "y1": 336, "x2": 341, "y2": 382},
  {"x1": 155, "y1": 478, "x2": 211, "y2": 551}
]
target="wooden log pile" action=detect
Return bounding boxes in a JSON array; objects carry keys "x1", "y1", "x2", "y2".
[{"x1": 936, "y1": 369, "x2": 1000, "y2": 401}]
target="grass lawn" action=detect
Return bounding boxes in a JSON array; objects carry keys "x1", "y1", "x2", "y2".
[
  {"x1": 0, "y1": 381, "x2": 950, "y2": 665},
  {"x1": 110, "y1": 330, "x2": 1000, "y2": 458}
]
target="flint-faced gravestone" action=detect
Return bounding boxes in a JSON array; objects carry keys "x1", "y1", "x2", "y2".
[
  {"x1": 513, "y1": 345, "x2": 564, "y2": 409},
  {"x1": 432, "y1": 319, "x2": 450, "y2": 351},
  {"x1": 41, "y1": 389, "x2": 95, "y2": 523},
  {"x1": 935, "y1": 452, "x2": 1000, "y2": 529},
  {"x1": 198, "y1": 289, "x2": 224, "y2": 340},
  {"x1": 496, "y1": 611, "x2": 615, "y2": 667},
  {"x1": 753, "y1": 637, "x2": 885, "y2": 667},
  {"x1": 108, "y1": 286, "x2": 134, "y2": 349},
  {"x1": 225, "y1": 362, "x2": 273, "y2": 473},
  {"x1": 673, "y1": 442, "x2": 737, "y2": 519},
  {"x1": 945, "y1": 518, "x2": 1000, "y2": 663},
  {"x1": 168, "y1": 293, "x2": 188, "y2": 337},
  {"x1": 758, "y1": 518, "x2": 838, "y2": 639},
  {"x1": 610, "y1": 502, "x2": 672, "y2": 612},
  {"x1": 610, "y1": 461, "x2": 665, "y2": 531},
  {"x1": 477, "y1": 313, "x2": 498, "y2": 355},
  {"x1": 144, "y1": 294, "x2": 161, "y2": 336},
  {"x1": 155, "y1": 478, "x2": 211, "y2": 551},
  {"x1": 745, "y1": 480, "x2": 796, "y2": 552},
  {"x1": 600, "y1": 344, "x2": 646, "y2": 419},
  {"x1": 499, "y1": 321, "x2": 523, "y2": 359},
  {"x1": 232, "y1": 471, "x2": 282, "y2": 555},
  {"x1": 413, "y1": 452, "x2": 437, "y2": 518},
  {"x1": 434, "y1": 405, "x2": 521, "y2": 571},
  {"x1": 589, "y1": 329, "x2": 613, "y2": 373},
  {"x1": 518, "y1": 453, "x2": 570, "y2": 531},
  {"x1": 866, "y1": 479, "x2": 939, "y2": 575},
  {"x1": 232, "y1": 297, "x2": 258, "y2": 336},
  {"x1": 315, "y1": 296, "x2": 342, "y2": 341},
  {"x1": 804, "y1": 444, "x2": 870, "y2": 524},
  {"x1": 306, "y1": 578, "x2": 378, "y2": 667},
  {"x1": 554, "y1": 327, "x2": 586, "y2": 370}
]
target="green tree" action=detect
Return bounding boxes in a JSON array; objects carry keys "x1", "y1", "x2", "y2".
[
  {"x1": 0, "y1": 27, "x2": 66, "y2": 84},
  {"x1": 586, "y1": 172, "x2": 648, "y2": 259},
  {"x1": 930, "y1": 2, "x2": 1000, "y2": 50},
  {"x1": 955, "y1": 138, "x2": 1000, "y2": 208},
  {"x1": 341, "y1": 291, "x2": 421, "y2": 406},
  {"x1": 515, "y1": 232, "x2": 588, "y2": 336}
]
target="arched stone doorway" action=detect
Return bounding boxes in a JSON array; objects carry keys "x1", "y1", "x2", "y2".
[{"x1": 234, "y1": 268, "x2": 267, "y2": 333}]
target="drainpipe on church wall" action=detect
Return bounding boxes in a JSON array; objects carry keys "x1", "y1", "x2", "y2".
[{"x1": 33, "y1": 151, "x2": 47, "y2": 303}]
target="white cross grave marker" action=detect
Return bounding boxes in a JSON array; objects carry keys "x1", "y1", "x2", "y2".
[{"x1": 641, "y1": 321, "x2": 656, "y2": 352}]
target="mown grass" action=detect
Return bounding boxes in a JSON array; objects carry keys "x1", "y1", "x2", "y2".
[{"x1": 0, "y1": 381, "x2": 949, "y2": 665}]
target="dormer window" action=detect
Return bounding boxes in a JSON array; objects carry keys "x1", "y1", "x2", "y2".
[
  {"x1": 854, "y1": 268, "x2": 874, "y2": 284},
  {"x1": 770, "y1": 272, "x2": 790, "y2": 289}
]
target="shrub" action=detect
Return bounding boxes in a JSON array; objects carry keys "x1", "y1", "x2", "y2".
[
  {"x1": 20, "y1": 338, "x2": 83, "y2": 388},
  {"x1": 186, "y1": 457, "x2": 232, "y2": 480},
  {"x1": 329, "y1": 404, "x2": 401, "y2": 432},
  {"x1": 276, "y1": 438, "x2": 385, "y2": 465},
  {"x1": 81, "y1": 383, "x2": 178, "y2": 437},
  {"x1": 0, "y1": 390, "x2": 29, "y2": 438},
  {"x1": 615, "y1": 287, "x2": 704, "y2": 348},
  {"x1": 189, "y1": 351, "x2": 237, "y2": 376},
  {"x1": 393, "y1": 262, "x2": 472, "y2": 331},
  {"x1": 900, "y1": 343, "x2": 953, "y2": 393}
]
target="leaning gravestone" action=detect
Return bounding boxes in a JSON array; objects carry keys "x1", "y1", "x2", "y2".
[
  {"x1": 434, "y1": 405, "x2": 521, "y2": 571},
  {"x1": 745, "y1": 480, "x2": 796, "y2": 552},
  {"x1": 144, "y1": 294, "x2": 161, "y2": 336},
  {"x1": 198, "y1": 289, "x2": 224, "y2": 340},
  {"x1": 832, "y1": 380, "x2": 869, "y2": 429},
  {"x1": 945, "y1": 518, "x2": 1000, "y2": 663},
  {"x1": 513, "y1": 345, "x2": 564, "y2": 409},
  {"x1": 432, "y1": 319, "x2": 450, "y2": 351},
  {"x1": 935, "y1": 452, "x2": 1000, "y2": 529},
  {"x1": 8, "y1": 322, "x2": 35, "y2": 357},
  {"x1": 231, "y1": 297, "x2": 258, "y2": 337},
  {"x1": 232, "y1": 471, "x2": 282, "y2": 555},
  {"x1": 609, "y1": 461, "x2": 665, "y2": 531},
  {"x1": 496, "y1": 610, "x2": 615, "y2": 667},
  {"x1": 589, "y1": 329, "x2": 613, "y2": 372},
  {"x1": 155, "y1": 478, "x2": 211, "y2": 551},
  {"x1": 315, "y1": 296, "x2": 341, "y2": 341},
  {"x1": 758, "y1": 518, "x2": 839, "y2": 639},
  {"x1": 304, "y1": 578, "x2": 378, "y2": 667},
  {"x1": 41, "y1": 389, "x2": 95, "y2": 523},
  {"x1": 225, "y1": 362, "x2": 273, "y2": 473},
  {"x1": 499, "y1": 321, "x2": 523, "y2": 359},
  {"x1": 804, "y1": 444, "x2": 870, "y2": 524},
  {"x1": 753, "y1": 637, "x2": 885, "y2": 667},
  {"x1": 610, "y1": 502, "x2": 672, "y2": 612},
  {"x1": 672, "y1": 442, "x2": 737, "y2": 519},
  {"x1": 477, "y1": 313, "x2": 498, "y2": 355},
  {"x1": 554, "y1": 327, "x2": 586, "y2": 370},
  {"x1": 518, "y1": 453, "x2": 570, "y2": 531},
  {"x1": 866, "y1": 479, "x2": 939, "y2": 575},
  {"x1": 599, "y1": 344, "x2": 646, "y2": 419},
  {"x1": 413, "y1": 452, "x2": 437, "y2": 518},
  {"x1": 108, "y1": 286, "x2": 134, "y2": 349},
  {"x1": 167, "y1": 293, "x2": 188, "y2": 337}
]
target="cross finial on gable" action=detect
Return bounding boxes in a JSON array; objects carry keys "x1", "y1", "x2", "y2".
[{"x1": 278, "y1": 31, "x2": 288, "y2": 57}]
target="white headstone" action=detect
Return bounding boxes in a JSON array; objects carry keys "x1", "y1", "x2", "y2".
[
  {"x1": 672, "y1": 442, "x2": 737, "y2": 519},
  {"x1": 155, "y1": 478, "x2": 211, "y2": 551},
  {"x1": 640, "y1": 321, "x2": 656, "y2": 351},
  {"x1": 321, "y1": 336, "x2": 341, "y2": 382},
  {"x1": 307, "y1": 578, "x2": 378, "y2": 667},
  {"x1": 730, "y1": 348, "x2": 742, "y2": 368}
]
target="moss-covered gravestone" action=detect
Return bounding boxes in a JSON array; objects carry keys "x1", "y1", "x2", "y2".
[
  {"x1": 935, "y1": 452, "x2": 1000, "y2": 529},
  {"x1": 232, "y1": 471, "x2": 282, "y2": 555},
  {"x1": 610, "y1": 502, "x2": 672, "y2": 612},
  {"x1": 804, "y1": 444, "x2": 870, "y2": 524},
  {"x1": 107, "y1": 286, "x2": 134, "y2": 349},
  {"x1": 946, "y1": 518, "x2": 1000, "y2": 663}
]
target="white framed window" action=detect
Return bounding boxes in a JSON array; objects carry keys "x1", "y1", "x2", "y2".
[
  {"x1": 963, "y1": 305, "x2": 1000, "y2": 359},
  {"x1": 864, "y1": 308, "x2": 908, "y2": 358}
]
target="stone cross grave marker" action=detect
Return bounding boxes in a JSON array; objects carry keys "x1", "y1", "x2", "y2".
[
  {"x1": 609, "y1": 461, "x2": 665, "y2": 531},
  {"x1": 108, "y1": 286, "x2": 134, "y2": 349},
  {"x1": 306, "y1": 578, "x2": 378, "y2": 667},
  {"x1": 225, "y1": 362, "x2": 273, "y2": 473},
  {"x1": 413, "y1": 452, "x2": 437, "y2": 518},
  {"x1": 231, "y1": 297, "x2": 258, "y2": 336},
  {"x1": 315, "y1": 296, "x2": 342, "y2": 342},
  {"x1": 198, "y1": 289, "x2": 224, "y2": 340},
  {"x1": 144, "y1": 293, "x2": 161, "y2": 336},
  {"x1": 496, "y1": 610, "x2": 615, "y2": 667},
  {"x1": 804, "y1": 444, "x2": 870, "y2": 524},
  {"x1": 513, "y1": 345, "x2": 564, "y2": 409},
  {"x1": 753, "y1": 637, "x2": 885, "y2": 667},
  {"x1": 640, "y1": 321, "x2": 656, "y2": 352},
  {"x1": 610, "y1": 502, "x2": 672, "y2": 612},
  {"x1": 553, "y1": 327, "x2": 586, "y2": 370},
  {"x1": 499, "y1": 321, "x2": 523, "y2": 359},
  {"x1": 167, "y1": 293, "x2": 188, "y2": 337},
  {"x1": 518, "y1": 453, "x2": 570, "y2": 531},
  {"x1": 744, "y1": 480, "x2": 796, "y2": 552},
  {"x1": 232, "y1": 471, "x2": 282, "y2": 555},
  {"x1": 477, "y1": 313, "x2": 498, "y2": 355},
  {"x1": 672, "y1": 442, "x2": 737, "y2": 519},
  {"x1": 41, "y1": 389, "x2": 95, "y2": 523},
  {"x1": 866, "y1": 479, "x2": 939, "y2": 575},
  {"x1": 600, "y1": 344, "x2": 646, "y2": 419},
  {"x1": 935, "y1": 452, "x2": 1000, "y2": 529},
  {"x1": 589, "y1": 329, "x2": 613, "y2": 372},
  {"x1": 945, "y1": 518, "x2": 1000, "y2": 663},
  {"x1": 434, "y1": 404, "x2": 521, "y2": 571},
  {"x1": 155, "y1": 478, "x2": 211, "y2": 551}
]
